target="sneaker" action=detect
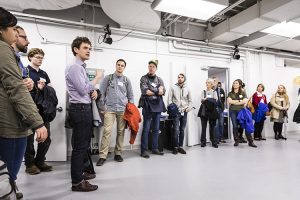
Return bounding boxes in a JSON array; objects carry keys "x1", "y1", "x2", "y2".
[
  {"x1": 83, "y1": 172, "x2": 96, "y2": 180},
  {"x1": 200, "y1": 143, "x2": 206, "y2": 147},
  {"x1": 172, "y1": 148, "x2": 178, "y2": 155},
  {"x1": 114, "y1": 155, "x2": 124, "y2": 162},
  {"x1": 152, "y1": 149, "x2": 164, "y2": 155},
  {"x1": 220, "y1": 140, "x2": 226, "y2": 143},
  {"x1": 178, "y1": 148, "x2": 186, "y2": 154},
  {"x1": 260, "y1": 138, "x2": 266, "y2": 140},
  {"x1": 234, "y1": 141, "x2": 239, "y2": 147},
  {"x1": 25, "y1": 164, "x2": 40, "y2": 175},
  {"x1": 212, "y1": 143, "x2": 218, "y2": 148},
  {"x1": 36, "y1": 162, "x2": 52, "y2": 172},
  {"x1": 71, "y1": 180, "x2": 98, "y2": 192},
  {"x1": 96, "y1": 158, "x2": 106, "y2": 166},
  {"x1": 140, "y1": 152, "x2": 150, "y2": 158}
]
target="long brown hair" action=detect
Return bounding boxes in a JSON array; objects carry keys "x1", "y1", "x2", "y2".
[{"x1": 231, "y1": 79, "x2": 243, "y2": 94}]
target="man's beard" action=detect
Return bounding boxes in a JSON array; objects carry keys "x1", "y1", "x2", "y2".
[{"x1": 17, "y1": 43, "x2": 27, "y2": 53}]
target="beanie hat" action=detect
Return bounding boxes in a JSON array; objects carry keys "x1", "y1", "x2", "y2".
[{"x1": 148, "y1": 60, "x2": 158, "y2": 68}]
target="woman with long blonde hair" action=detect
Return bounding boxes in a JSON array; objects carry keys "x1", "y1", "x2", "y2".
[{"x1": 270, "y1": 84, "x2": 290, "y2": 140}]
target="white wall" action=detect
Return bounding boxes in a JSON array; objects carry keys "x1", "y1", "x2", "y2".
[{"x1": 17, "y1": 18, "x2": 299, "y2": 160}]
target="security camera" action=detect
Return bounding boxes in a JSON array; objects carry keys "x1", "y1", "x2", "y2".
[{"x1": 161, "y1": 31, "x2": 168, "y2": 36}]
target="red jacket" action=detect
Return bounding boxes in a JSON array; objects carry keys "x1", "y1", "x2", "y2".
[
  {"x1": 252, "y1": 92, "x2": 267, "y2": 108},
  {"x1": 123, "y1": 103, "x2": 142, "y2": 144}
]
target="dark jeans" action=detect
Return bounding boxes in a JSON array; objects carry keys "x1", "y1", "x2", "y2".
[
  {"x1": 69, "y1": 103, "x2": 93, "y2": 185},
  {"x1": 229, "y1": 110, "x2": 240, "y2": 141},
  {"x1": 0, "y1": 136, "x2": 27, "y2": 181},
  {"x1": 25, "y1": 122, "x2": 51, "y2": 166},
  {"x1": 254, "y1": 120, "x2": 265, "y2": 139},
  {"x1": 141, "y1": 110, "x2": 161, "y2": 153},
  {"x1": 200, "y1": 117, "x2": 216, "y2": 144},
  {"x1": 215, "y1": 108, "x2": 224, "y2": 141},
  {"x1": 172, "y1": 112, "x2": 187, "y2": 148},
  {"x1": 273, "y1": 122, "x2": 283, "y2": 136}
]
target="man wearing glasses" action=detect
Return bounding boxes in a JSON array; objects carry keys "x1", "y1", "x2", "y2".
[
  {"x1": 24, "y1": 48, "x2": 53, "y2": 175},
  {"x1": 12, "y1": 25, "x2": 34, "y2": 92}
]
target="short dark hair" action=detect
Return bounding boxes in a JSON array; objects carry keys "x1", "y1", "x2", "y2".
[
  {"x1": 116, "y1": 59, "x2": 126, "y2": 67},
  {"x1": 15, "y1": 25, "x2": 24, "y2": 33},
  {"x1": 71, "y1": 37, "x2": 91, "y2": 56},
  {"x1": 0, "y1": 7, "x2": 17, "y2": 31}
]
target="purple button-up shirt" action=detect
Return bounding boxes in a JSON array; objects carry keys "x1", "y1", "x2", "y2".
[{"x1": 65, "y1": 58, "x2": 94, "y2": 104}]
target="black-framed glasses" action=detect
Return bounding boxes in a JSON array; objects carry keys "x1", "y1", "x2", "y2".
[
  {"x1": 18, "y1": 35, "x2": 28, "y2": 41},
  {"x1": 33, "y1": 56, "x2": 44, "y2": 60}
]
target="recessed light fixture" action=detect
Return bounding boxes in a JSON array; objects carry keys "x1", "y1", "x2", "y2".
[
  {"x1": 261, "y1": 21, "x2": 300, "y2": 38},
  {"x1": 152, "y1": 0, "x2": 227, "y2": 21}
]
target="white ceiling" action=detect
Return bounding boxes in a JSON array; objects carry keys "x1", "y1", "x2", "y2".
[
  {"x1": 3, "y1": 0, "x2": 300, "y2": 53},
  {"x1": 0, "y1": 0, "x2": 82, "y2": 11}
]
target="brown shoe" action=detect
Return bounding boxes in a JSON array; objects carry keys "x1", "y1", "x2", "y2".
[
  {"x1": 83, "y1": 172, "x2": 96, "y2": 180},
  {"x1": 72, "y1": 180, "x2": 98, "y2": 192},
  {"x1": 25, "y1": 164, "x2": 40, "y2": 175},
  {"x1": 36, "y1": 162, "x2": 53, "y2": 172}
]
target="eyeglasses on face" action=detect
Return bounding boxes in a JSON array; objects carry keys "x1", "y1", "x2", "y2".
[
  {"x1": 33, "y1": 56, "x2": 44, "y2": 60},
  {"x1": 18, "y1": 35, "x2": 28, "y2": 41}
]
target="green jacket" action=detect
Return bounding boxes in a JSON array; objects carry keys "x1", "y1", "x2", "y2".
[{"x1": 0, "y1": 40, "x2": 44, "y2": 138}]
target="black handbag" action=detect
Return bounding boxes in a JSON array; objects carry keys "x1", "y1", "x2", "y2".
[{"x1": 198, "y1": 104, "x2": 206, "y2": 118}]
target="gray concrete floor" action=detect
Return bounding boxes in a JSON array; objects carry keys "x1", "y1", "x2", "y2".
[{"x1": 17, "y1": 136, "x2": 300, "y2": 200}]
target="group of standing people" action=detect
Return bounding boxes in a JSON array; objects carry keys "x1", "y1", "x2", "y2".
[{"x1": 0, "y1": 6, "x2": 294, "y2": 198}]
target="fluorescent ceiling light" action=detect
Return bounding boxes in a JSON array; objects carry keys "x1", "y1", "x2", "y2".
[
  {"x1": 152, "y1": 0, "x2": 227, "y2": 21},
  {"x1": 261, "y1": 21, "x2": 300, "y2": 38}
]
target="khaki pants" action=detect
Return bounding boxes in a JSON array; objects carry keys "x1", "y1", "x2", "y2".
[{"x1": 99, "y1": 111, "x2": 126, "y2": 158}]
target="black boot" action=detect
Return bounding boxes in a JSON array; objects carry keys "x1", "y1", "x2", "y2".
[
  {"x1": 275, "y1": 133, "x2": 279, "y2": 140},
  {"x1": 233, "y1": 133, "x2": 239, "y2": 147},
  {"x1": 278, "y1": 134, "x2": 287, "y2": 140},
  {"x1": 246, "y1": 134, "x2": 257, "y2": 148}
]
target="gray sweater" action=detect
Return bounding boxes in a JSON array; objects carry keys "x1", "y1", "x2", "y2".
[
  {"x1": 99, "y1": 72, "x2": 134, "y2": 112},
  {"x1": 168, "y1": 83, "x2": 192, "y2": 113}
]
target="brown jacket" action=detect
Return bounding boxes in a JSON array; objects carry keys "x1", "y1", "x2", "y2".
[
  {"x1": 0, "y1": 40, "x2": 44, "y2": 138},
  {"x1": 270, "y1": 93, "x2": 290, "y2": 120}
]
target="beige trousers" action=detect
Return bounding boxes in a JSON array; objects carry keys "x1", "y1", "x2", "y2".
[{"x1": 99, "y1": 111, "x2": 126, "y2": 158}]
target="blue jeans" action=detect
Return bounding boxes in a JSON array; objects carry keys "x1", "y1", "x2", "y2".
[
  {"x1": 141, "y1": 110, "x2": 161, "y2": 153},
  {"x1": 69, "y1": 103, "x2": 93, "y2": 185},
  {"x1": 172, "y1": 112, "x2": 187, "y2": 148},
  {"x1": 229, "y1": 110, "x2": 240, "y2": 141},
  {"x1": 0, "y1": 136, "x2": 27, "y2": 181},
  {"x1": 215, "y1": 108, "x2": 224, "y2": 141}
]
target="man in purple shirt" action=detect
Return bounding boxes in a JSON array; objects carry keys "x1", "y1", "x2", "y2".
[{"x1": 65, "y1": 37, "x2": 101, "y2": 192}]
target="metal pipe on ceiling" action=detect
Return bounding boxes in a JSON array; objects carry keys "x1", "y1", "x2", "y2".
[{"x1": 10, "y1": 10, "x2": 300, "y2": 60}]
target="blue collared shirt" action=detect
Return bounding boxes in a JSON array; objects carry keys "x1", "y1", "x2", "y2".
[
  {"x1": 65, "y1": 58, "x2": 94, "y2": 104},
  {"x1": 15, "y1": 52, "x2": 27, "y2": 78}
]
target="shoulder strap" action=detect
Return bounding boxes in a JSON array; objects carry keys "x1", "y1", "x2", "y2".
[
  {"x1": 105, "y1": 74, "x2": 114, "y2": 97},
  {"x1": 204, "y1": 90, "x2": 206, "y2": 98}
]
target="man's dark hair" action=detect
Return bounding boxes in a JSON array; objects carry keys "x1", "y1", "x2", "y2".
[
  {"x1": 15, "y1": 25, "x2": 24, "y2": 33},
  {"x1": 0, "y1": 7, "x2": 17, "y2": 30},
  {"x1": 71, "y1": 37, "x2": 91, "y2": 56},
  {"x1": 116, "y1": 59, "x2": 126, "y2": 67}
]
